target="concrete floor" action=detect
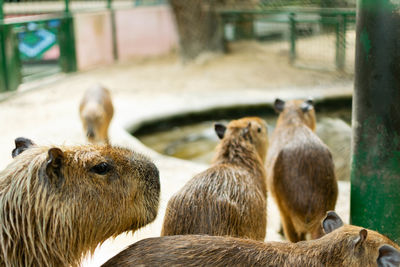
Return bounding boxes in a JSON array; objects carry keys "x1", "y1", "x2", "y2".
[{"x1": 0, "y1": 48, "x2": 353, "y2": 266}]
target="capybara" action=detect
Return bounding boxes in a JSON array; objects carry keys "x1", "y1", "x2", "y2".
[
  {"x1": 79, "y1": 85, "x2": 114, "y2": 144},
  {"x1": 161, "y1": 117, "x2": 268, "y2": 240},
  {"x1": 266, "y1": 99, "x2": 338, "y2": 242},
  {"x1": 102, "y1": 211, "x2": 400, "y2": 267},
  {"x1": 0, "y1": 137, "x2": 160, "y2": 267}
]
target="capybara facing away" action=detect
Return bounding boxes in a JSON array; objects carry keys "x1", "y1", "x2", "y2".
[
  {"x1": 267, "y1": 99, "x2": 338, "y2": 242},
  {"x1": 79, "y1": 84, "x2": 114, "y2": 144},
  {"x1": 0, "y1": 137, "x2": 160, "y2": 267},
  {"x1": 161, "y1": 117, "x2": 268, "y2": 241},
  {"x1": 102, "y1": 211, "x2": 400, "y2": 267}
]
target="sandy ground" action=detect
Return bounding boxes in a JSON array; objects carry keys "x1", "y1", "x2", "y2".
[{"x1": 0, "y1": 41, "x2": 353, "y2": 266}]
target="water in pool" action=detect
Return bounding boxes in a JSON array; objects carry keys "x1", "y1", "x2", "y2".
[{"x1": 136, "y1": 108, "x2": 351, "y2": 181}]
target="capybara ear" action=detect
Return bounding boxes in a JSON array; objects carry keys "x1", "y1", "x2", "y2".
[
  {"x1": 322, "y1": 211, "x2": 343, "y2": 234},
  {"x1": 301, "y1": 98, "x2": 314, "y2": 112},
  {"x1": 377, "y1": 245, "x2": 400, "y2": 267},
  {"x1": 214, "y1": 123, "x2": 226, "y2": 139},
  {"x1": 274, "y1": 98, "x2": 285, "y2": 113},
  {"x1": 12, "y1": 137, "x2": 35, "y2": 158},
  {"x1": 355, "y1": 229, "x2": 368, "y2": 247},
  {"x1": 46, "y1": 148, "x2": 64, "y2": 185}
]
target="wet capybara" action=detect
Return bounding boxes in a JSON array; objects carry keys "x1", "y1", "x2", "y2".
[
  {"x1": 79, "y1": 85, "x2": 114, "y2": 144},
  {"x1": 266, "y1": 99, "x2": 338, "y2": 242},
  {"x1": 102, "y1": 211, "x2": 400, "y2": 267},
  {"x1": 161, "y1": 117, "x2": 268, "y2": 241},
  {"x1": 0, "y1": 137, "x2": 160, "y2": 267}
]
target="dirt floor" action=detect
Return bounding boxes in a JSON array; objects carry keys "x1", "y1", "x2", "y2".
[{"x1": 0, "y1": 40, "x2": 353, "y2": 266}]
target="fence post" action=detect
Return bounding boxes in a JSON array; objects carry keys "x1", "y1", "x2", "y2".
[
  {"x1": 0, "y1": 0, "x2": 7, "y2": 92},
  {"x1": 59, "y1": 0, "x2": 77, "y2": 72},
  {"x1": 351, "y1": 0, "x2": 400, "y2": 244},
  {"x1": 0, "y1": 0, "x2": 21, "y2": 92},
  {"x1": 335, "y1": 14, "x2": 346, "y2": 70},
  {"x1": 0, "y1": 0, "x2": 3, "y2": 21},
  {"x1": 108, "y1": 0, "x2": 118, "y2": 60},
  {"x1": 289, "y1": 12, "x2": 296, "y2": 63}
]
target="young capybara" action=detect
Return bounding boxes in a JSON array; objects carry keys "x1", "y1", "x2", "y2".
[
  {"x1": 0, "y1": 137, "x2": 160, "y2": 267},
  {"x1": 266, "y1": 99, "x2": 338, "y2": 242},
  {"x1": 102, "y1": 211, "x2": 400, "y2": 267},
  {"x1": 79, "y1": 84, "x2": 114, "y2": 144},
  {"x1": 161, "y1": 117, "x2": 268, "y2": 241}
]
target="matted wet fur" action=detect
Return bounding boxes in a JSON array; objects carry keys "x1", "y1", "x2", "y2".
[
  {"x1": 161, "y1": 117, "x2": 268, "y2": 241},
  {"x1": 102, "y1": 211, "x2": 400, "y2": 267},
  {"x1": 0, "y1": 138, "x2": 160, "y2": 267},
  {"x1": 79, "y1": 84, "x2": 114, "y2": 144},
  {"x1": 267, "y1": 99, "x2": 338, "y2": 242}
]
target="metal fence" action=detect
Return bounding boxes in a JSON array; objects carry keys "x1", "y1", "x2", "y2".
[
  {"x1": 218, "y1": 1, "x2": 356, "y2": 73},
  {"x1": 0, "y1": 0, "x2": 167, "y2": 92},
  {"x1": 0, "y1": 0, "x2": 356, "y2": 92}
]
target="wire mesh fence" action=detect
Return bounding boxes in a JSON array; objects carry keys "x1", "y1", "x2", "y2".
[
  {"x1": 3, "y1": 0, "x2": 168, "y2": 17},
  {"x1": 218, "y1": 0, "x2": 356, "y2": 73}
]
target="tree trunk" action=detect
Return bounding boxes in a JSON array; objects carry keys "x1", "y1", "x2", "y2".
[{"x1": 169, "y1": 0, "x2": 224, "y2": 62}]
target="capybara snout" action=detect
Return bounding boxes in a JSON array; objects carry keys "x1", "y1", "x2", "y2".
[{"x1": 140, "y1": 160, "x2": 160, "y2": 191}]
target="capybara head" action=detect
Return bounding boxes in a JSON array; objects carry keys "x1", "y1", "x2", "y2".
[
  {"x1": 0, "y1": 138, "x2": 160, "y2": 267},
  {"x1": 79, "y1": 85, "x2": 114, "y2": 144},
  {"x1": 274, "y1": 98, "x2": 316, "y2": 131},
  {"x1": 321, "y1": 211, "x2": 400, "y2": 267},
  {"x1": 214, "y1": 117, "x2": 268, "y2": 163}
]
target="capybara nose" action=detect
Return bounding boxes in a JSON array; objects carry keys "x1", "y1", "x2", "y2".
[{"x1": 87, "y1": 129, "x2": 95, "y2": 139}]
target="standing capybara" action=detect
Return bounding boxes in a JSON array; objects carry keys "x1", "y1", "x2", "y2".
[
  {"x1": 266, "y1": 99, "x2": 338, "y2": 242},
  {"x1": 0, "y1": 137, "x2": 160, "y2": 267},
  {"x1": 102, "y1": 211, "x2": 400, "y2": 267},
  {"x1": 161, "y1": 117, "x2": 268, "y2": 241},
  {"x1": 79, "y1": 85, "x2": 114, "y2": 144}
]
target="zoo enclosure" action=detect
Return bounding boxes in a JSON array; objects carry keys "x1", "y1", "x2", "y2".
[
  {"x1": 0, "y1": 0, "x2": 356, "y2": 93},
  {"x1": 220, "y1": 7, "x2": 356, "y2": 71},
  {"x1": 0, "y1": 0, "x2": 168, "y2": 92}
]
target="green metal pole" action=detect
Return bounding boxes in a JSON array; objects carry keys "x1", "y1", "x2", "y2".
[
  {"x1": 351, "y1": 0, "x2": 400, "y2": 244},
  {"x1": 59, "y1": 0, "x2": 77, "y2": 72},
  {"x1": 65, "y1": 0, "x2": 70, "y2": 14},
  {"x1": 289, "y1": 12, "x2": 296, "y2": 63},
  {"x1": 108, "y1": 0, "x2": 118, "y2": 60},
  {"x1": 0, "y1": 0, "x2": 8, "y2": 92},
  {"x1": 335, "y1": 14, "x2": 346, "y2": 70},
  {"x1": 0, "y1": 0, "x2": 3, "y2": 21}
]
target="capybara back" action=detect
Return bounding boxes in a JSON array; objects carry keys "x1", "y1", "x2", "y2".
[
  {"x1": 267, "y1": 99, "x2": 338, "y2": 242},
  {"x1": 161, "y1": 117, "x2": 268, "y2": 241}
]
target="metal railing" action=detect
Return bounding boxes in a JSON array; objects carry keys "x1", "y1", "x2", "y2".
[{"x1": 219, "y1": 7, "x2": 356, "y2": 72}]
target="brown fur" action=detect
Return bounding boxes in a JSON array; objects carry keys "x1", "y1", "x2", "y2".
[
  {"x1": 103, "y1": 213, "x2": 400, "y2": 267},
  {"x1": 0, "y1": 141, "x2": 160, "y2": 267},
  {"x1": 267, "y1": 99, "x2": 338, "y2": 242},
  {"x1": 161, "y1": 117, "x2": 268, "y2": 241},
  {"x1": 79, "y1": 85, "x2": 114, "y2": 144}
]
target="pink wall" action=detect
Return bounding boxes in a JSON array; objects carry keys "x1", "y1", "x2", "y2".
[
  {"x1": 115, "y1": 6, "x2": 178, "y2": 58},
  {"x1": 73, "y1": 6, "x2": 178, "y2": 70},
  {"x1": 74, "y1": 11, "x2": 114, "y2": 70}
]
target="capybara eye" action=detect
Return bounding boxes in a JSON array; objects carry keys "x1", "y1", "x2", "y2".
[
  {"x1": 90, "y1": 162, "x2": 112, "y2": 175},
  {"x1": 257, "y1": 127, "x2": 262, "y2": 133}
]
